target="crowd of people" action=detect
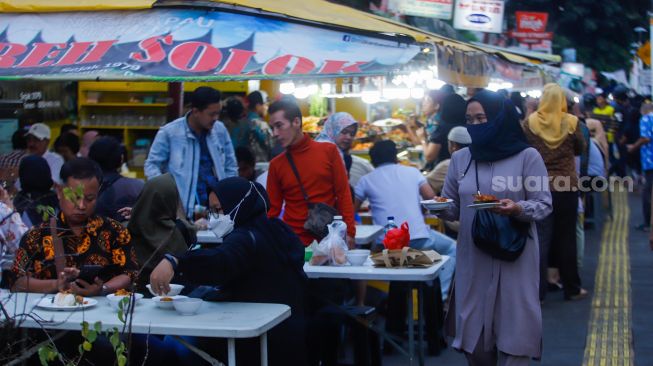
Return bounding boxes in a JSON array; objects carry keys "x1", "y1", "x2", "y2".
[{"x1": 0, "y1": 81, "x2": 648, "y2": 366}]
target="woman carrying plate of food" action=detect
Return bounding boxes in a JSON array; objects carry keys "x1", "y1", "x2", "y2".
[{"x1": 436, "y1": 90, "x2": 552, "y2": 365}]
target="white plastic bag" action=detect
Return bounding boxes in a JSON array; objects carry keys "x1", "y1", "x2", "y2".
[{"x1": 309, "y1": 220, "x2": 348, "y2": 265}]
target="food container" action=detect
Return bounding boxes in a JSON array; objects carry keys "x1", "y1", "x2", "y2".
[
  {"x1": 152, "y1": 295, "x2": 188, "y2": 309},
  {"x1": 106, "y1": 293, "x2": 144, "y2": 311},
  {"x1": 173, "y1": 298, "x2": 203, "y2": 315},
  {"x1": 346, "y1": 249, "x2": 370, "y2": 266},
  {"x1": 146, "y1": 284, "x2": 184, "y2": 297}
]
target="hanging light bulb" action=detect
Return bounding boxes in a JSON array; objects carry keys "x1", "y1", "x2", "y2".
[
  {"x1": 279, "y1": 81, "x2": 295, "y2": 94},
  {"x1": 410, "y1": 87, "x2": 425, "y2": 99},
  {"x1": 426, "y1": 79, "x2": 445, "y2": 90},
  {"x1": 321, "y1": 82, "x2": 331, "y2": 94}
]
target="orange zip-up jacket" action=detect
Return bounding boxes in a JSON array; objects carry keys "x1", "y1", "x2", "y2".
[{"x1": 267, "y1": 134, "x2": 356, "y2": 245}]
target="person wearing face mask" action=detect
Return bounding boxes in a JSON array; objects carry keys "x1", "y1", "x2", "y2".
[
  {"x1": 128, "y1": 173, "x2": 196, "y2": 291},
  {"x1": 145, "y1": 87, "x2": 238, "y2": 219},
  {"x1": 437, "y1": 90, "x2": 552, "y2": 366},
  {"x1": 149, "y1": 177, "x2": 306, "y2": 366}
]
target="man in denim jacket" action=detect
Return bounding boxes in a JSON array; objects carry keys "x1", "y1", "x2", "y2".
[{"x1": 145, "y1": 87, "x2": 237, "y2": 218}]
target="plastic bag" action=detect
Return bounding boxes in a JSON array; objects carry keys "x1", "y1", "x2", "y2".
[
  {"x1": 383, "y1": 222, "x2": 410, "y2": 250},
  {"x1": 309, "y1": 219, "x2": 348, "y2": 265}
]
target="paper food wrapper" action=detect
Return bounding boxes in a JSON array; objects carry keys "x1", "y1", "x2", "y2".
[{"x1": 370, "y1": 247, "x2": 442, "y2": 268}]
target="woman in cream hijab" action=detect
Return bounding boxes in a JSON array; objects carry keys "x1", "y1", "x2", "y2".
[{"x1": 522, "y1": 83, "x2": 588, "y2": 302}]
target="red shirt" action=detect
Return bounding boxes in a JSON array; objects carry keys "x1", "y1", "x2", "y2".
[{"x1": 267, "y1": 134, "x2": 356, "y2": 245}]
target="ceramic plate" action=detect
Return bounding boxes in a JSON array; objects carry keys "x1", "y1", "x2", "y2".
[
  {"x1": 35, "y1": 296, "x2": 98, "y2": 311},
  {"x1": 421, "y1": 199, "x2": 453, "y2": 211},
  {"x1": 467, "y1": 202, "x2": 502, "y2": 209}
]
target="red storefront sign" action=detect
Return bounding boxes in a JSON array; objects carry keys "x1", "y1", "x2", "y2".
[{"x1": 515, "y1": 11, "x2": 548, "y2": 33}]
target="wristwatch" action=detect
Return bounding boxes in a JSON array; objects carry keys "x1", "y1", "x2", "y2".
[{"x1": 100, "y1": 284, "x2": 110, "y2": 296}]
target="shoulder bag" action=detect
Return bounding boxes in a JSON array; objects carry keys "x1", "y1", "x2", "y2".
[
  {"x1": 286, "y1": 151, "x2": 339, "y2": 240},
  {"x1": 468, "y1": 160, "x2": 530, "y2": 261}
]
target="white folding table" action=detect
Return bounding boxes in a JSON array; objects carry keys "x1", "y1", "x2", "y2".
[
  {"x1": 196, "y1": 224, "x2": 383, "y2": 246},
  {"x1": 304, "y1": 256, "x2": 450, "y2": 366},
  {"x1": 2, "y1": 292, "x2": 290, "y2": 366}
]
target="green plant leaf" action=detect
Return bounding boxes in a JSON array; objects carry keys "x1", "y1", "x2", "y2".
[
  {"x1": 94, "y1": 321, "x2": 102, "y2": 333},
  {"x1": 86, "y1": 330, "x2": 97, "y2": 343},
  {"x1": 117, "y1": 354, "x2": 127, "y2": 366},
  {"x1": 81, "y1": 321, "x2": 89, "y2": 337},
  {"x1": 38, "y1": 346, "x2": 50, "y2": 366},
  {"x1": 109, "y1": 330, "x2": 120, "y2": 349},
  {"x1": 117, "y1": 309, "x2": 125, "y2": 323},
  {"x1": 82, "y1": 341, "x2": 92, "y2": 352},
  {"x1": 116, "y1": 343, "x2": 125, "y2": 355}
]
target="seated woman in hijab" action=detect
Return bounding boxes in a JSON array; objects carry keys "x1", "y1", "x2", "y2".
[
  {"x1": 128, "y1": 173, "x2": 196, "y2": 290},
  {"x1": 149, "y1": 177, "x2": 307, "y2": 366},
  {"x1": 13, "y1": 155, "x2": 59, "y2": 227}
]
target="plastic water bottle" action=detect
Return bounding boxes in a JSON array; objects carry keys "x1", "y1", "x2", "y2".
[
  {"x1": 332, "y1": 216, "x2": 347, "y2": 241},
  {"x1": 384, "y1": 216, "x2": 398, "y2": 236}
]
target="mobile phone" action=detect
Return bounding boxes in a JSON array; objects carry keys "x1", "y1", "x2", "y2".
[{"x1": 77, "y1": 265, "x2": 102, "y2": 284}]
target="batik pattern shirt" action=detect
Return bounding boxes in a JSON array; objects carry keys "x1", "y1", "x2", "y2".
[{"x1": 10, "y1": 213, "x2": 138, "y2": 284}]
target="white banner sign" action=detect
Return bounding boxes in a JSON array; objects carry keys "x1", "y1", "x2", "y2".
[
  {"x1": 453, "y1": 0, "x2": 504, "y2": 34},
  {"x1": 399, "y1": 0, "x2": 454, "y2": 20}
]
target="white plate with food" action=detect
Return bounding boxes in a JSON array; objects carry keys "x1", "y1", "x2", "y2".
[
  {"x1": 467, "y1": 202, "x2": 502, "y2": 209},
  {"x1": 152, "y1": 295, "x2": 188, "y2": 310},
  {"x1": 421, "y1": 198, "x2": 453, "y2": 211},
  {"x1": 35, "y1": 293, "x2": 98, "y2": 311}
]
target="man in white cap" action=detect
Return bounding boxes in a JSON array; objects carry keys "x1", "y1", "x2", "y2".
[
  {"x1": 426, "y1": 126, "x2": 471, "y2": 195},
  {"x1": 25, "y1": 123, "x2": 64, "y2": 183}
]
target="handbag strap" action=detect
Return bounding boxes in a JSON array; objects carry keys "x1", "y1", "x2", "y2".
[
  {"x1": 285, "y1": 151, "x2": 311, "y2": 205},
  {"x1": 463, "y1": 158, "x2": 481, "y2": 195}
]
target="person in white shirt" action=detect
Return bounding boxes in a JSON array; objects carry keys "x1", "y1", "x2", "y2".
[
  {"x1": 354, "y1": 140, "x2": 456, "y2": 354},
  {"x1": 354, "y1": 140, "x2": 456, "y2": 298},
  {"x1": 25, "y1": 123, "x2": 64, "y2": 184}
]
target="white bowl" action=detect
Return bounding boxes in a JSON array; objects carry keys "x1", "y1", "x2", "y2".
[
  {"x1": 146, "y1": 284, "x2": 184, "y2": 297},
  {"x1": 152, "y1": 295, "x2": 188, "y2": 309},
  {"x1": 173, "y1": 298, "x2": 203, "y2": 315},
  {"x1": 346, "y1": 249, "x2": 370, "y2": 266},
  {"x1": 106, "y1": 293, "x2": 144, "y2": 311}
]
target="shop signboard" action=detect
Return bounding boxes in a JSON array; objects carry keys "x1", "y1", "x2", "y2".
[
  {"x1": 436, "y1": 45, "x2": 491, "y2": 87},
  {"x1": 515, "y1": 12, "x2": 548, "y2": 33},
  {"x1": 453, "y1": 0, "x2": 504, "y2": 34},
  {"x1": 0, "y1": 9, "x2": 420, "y2": 80},
  {"x1": 398, "y1": 0, "x2": 454, "y2": 20}
]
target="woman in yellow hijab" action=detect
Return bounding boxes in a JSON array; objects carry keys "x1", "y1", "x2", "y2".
[
  {"x1": 522, "y1": 82, "x2": 588, "y2": 302},
  {"x1": 527, "y1": 83, "x2": 578, "y2": 149}
]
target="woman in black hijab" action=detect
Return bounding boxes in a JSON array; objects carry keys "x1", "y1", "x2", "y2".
[
  {"x1": 13, "y1": 155, "x2": 59, "y2": 227},
  {"x1": 149, "y1": 177, "x2": 307, "y2": 366},
  {"x1": 439, "y1": 90, "x2": 552, "y2": 365}
]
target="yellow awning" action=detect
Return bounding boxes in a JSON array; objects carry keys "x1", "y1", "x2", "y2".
[{"x1": 0, "y1": 0, "x2": 154, "y2": 12}]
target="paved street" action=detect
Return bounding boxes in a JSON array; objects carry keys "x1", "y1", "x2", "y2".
[{"x1": 383, "y1": 189, "x2": 653, "y2": 366}]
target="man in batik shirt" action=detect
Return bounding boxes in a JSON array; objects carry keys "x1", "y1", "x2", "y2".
[{"x1": 10, "y1": 158, "x2": 138, "y2": 296}]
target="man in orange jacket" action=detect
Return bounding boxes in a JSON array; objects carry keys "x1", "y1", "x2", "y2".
[{"x1": 266, "y1": 99, "x2": 356, "y2": 247}]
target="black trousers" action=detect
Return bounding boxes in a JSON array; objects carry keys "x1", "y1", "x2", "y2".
[{"x1": 545, "y1": 191, "x2": 582, "y2": 298}]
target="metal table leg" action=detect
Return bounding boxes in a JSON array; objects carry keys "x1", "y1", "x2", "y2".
[
  {"x1": 418, "y1": 284, "x2": 425, "y2": 366},
  {"x1": 260, "y1": 333, "x2": 268, "y2": 366},
  {"x1": 407, "y1": 283, "x2": 415, "y2": 366},
  {"x1": 228, "y1": 338, "x2": 236, "y2": 366}
]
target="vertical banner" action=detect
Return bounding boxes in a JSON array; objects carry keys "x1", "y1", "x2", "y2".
[
  {"x1": 398, "y1": 0, "x2": 454, "y2": 20},
  {"x1": 453, "y1": 0, "x2": 504, "y2": 34}
]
